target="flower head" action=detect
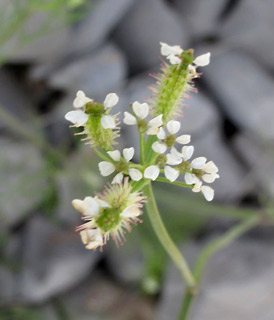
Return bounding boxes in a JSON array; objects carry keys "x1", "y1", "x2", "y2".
[{"x1": 73, "y1": 179, "x2": 145, "y2": 249}]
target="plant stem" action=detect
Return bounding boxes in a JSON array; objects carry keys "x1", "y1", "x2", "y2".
[
  {"x1": 93, "y1": 147, "x2": 110, "y2": 162},
  {"x1": 156, "y1": 177, "x2": 193, "y2": 189},
  {"x1": 143, "y1": 183, "x2": 197, "y2": 290},
  {"x1": 178, "y1": 214, "x2": 260, "y2": 320},
  {"x1": 140, "y1": 133, "x2": 145, "y2": 164}
]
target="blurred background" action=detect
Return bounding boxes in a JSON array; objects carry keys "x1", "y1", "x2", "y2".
[{"x1": 0, "y1": 0, "x2": 274, "y2": 319}]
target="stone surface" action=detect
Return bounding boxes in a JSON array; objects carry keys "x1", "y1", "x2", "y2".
[
  {"x1": 157, "y1": 238, "x2": 274, "y2": 320},
  {"x1": 233, "y1": 134, "x2": 274, "y2": 196},
  {"x1": 203, "y1": 50, "x2": 274, "y2": 141},
  {"x1": 220, "y1": 0, "x2": 274, "y2": 68},
  {"x1": 173, "y1": 0, "x2": 230, "y2": 38},
  {"x1": 0, "y1": 138, "x2": 48, "y2": 230},
  {"x1": 17, "y1": 216, "x2": 99, "y2": 304},
  {"x1": 49, "y1": 43, "x2": 127, "y2": 101},
  {"x1": 69, "y1": 0, "x2": 135, "y2": 55},
  {"x1": 113, "y1": 0, "x2": 188, "y2": 73}
]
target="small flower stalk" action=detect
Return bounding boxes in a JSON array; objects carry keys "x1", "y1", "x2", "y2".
[{"x1": 65, "y1": 42, "x2": 218, "y2": 252}]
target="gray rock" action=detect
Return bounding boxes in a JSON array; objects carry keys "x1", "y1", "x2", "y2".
[
  {"x1": 18, "y1": 216, "x2": 100, "y2": 304},
  {"x1": 173, "y1": 0, "x2": 229, "y2": 38},
  {"x1": 233, "y1": 134, "x2": 274, "y2": 196},
  {"x1": 1, "y1": 4, "x2": 71, "y2": 63},
  {"x1": 49, "y1": 43, "x2": 127, "y2": 101},
  {"x1": 203, "y1": 50, "x2": 274, "y2": 141},
  {"x1": 220, "y1": 0, "x2": 274, "y2": 68},
  {"x1": 0, "y1": 138, "x2": 48, "y2": 230},
  {"x1": 113, "y1": 0, "x2": 188, "y2": 72},
  {"x1": 157, "y1": 238, "x2": 274, "y2": 320},
  {"x1": 69, "y1": 0, "x2": 135, "y2": 55}
]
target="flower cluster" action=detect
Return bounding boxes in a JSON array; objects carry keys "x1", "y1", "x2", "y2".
[
  {"x1": 73, "y1": 179, "x2": 145, "y2": 250},
  {"x1": 65, "y1": 42, "x2": 219, "y2": 250}
]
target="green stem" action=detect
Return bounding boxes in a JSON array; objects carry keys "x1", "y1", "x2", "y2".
[
  {"x1": 93, "y1": 147, "x2": 110, "y2": 162},
  {"x1": 140, "y1": 133, "x2": 145, "y2": 164},
  {"x1": 178, "y1": 214, "x2": 260, "y2": 320},
  {"x1": 156, "y1": 177, "x2": 193, "y2": 189},
  {"x1": 143, "y1": 183, "x2": 196, "y2": 290}
]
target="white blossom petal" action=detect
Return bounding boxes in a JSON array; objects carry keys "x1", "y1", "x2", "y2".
[
  {"x1": 192, "y1": 180, "x2": 202, "y2": 193},
  {"x1": 203, "y1": 161, "x2": 219, "y2": 174},
  {"x1": 160, "y1": 42, "x2": 183, "y2": 56},
  {"x1": 65, "y1": 110, "x2": 89, "y2": 126},
  {"x1": 182, "y1": 146, "x2": 194, "y2": 161},
  {"x1": 148, "y1": 114, "x2": 163, "y2": 128},
  {"x1": 167, "y1": 120, "x2": 181, "y2": 134},
  {"x1": 104, "y1": 93, "x2": 119, "y2": 109},
  {"x1": 201, "y1": 186, "x2": 214, "y2": 201},
  {"x1": 144, "y1": 165, "x2": 160, "y2": 181},
  {"x1": 176, "y1": 134, "x2": 191, "y2": 145},
  {"x1": 129, "y1": 168, "x2": 142, "y2": 181},
  {"x1": 166, "y1": 153, "x2": 182, "y2": 165},
  {"x1": 123, "y1": 147, "x2": 134, "y2": 162},
  {"x1": 72, "y1": 197, "x2": 99, "y2": 216},
  {"x1": 112, "y1": 172, "x2": 124, "y2": 184},
  {"x1": 193, "y1": 52, "x2": 211, "y2": 67},
  {"x1": 121, "y1": 205, "x2": 141, "y2": 218},
  {"x1": 147, "y1": 126, "x2": 159, "y2": 135},
  {"x1": 107, "y1": 150, "x2": 121, "y2": 162},
  {"x1": 132, "y1": 101, "x2": 149, "y2": 119},
  {"x1": 191, "y1": 157, "x2": 207, "y2": 169},
  {"x1": 152, "y1": 142, "x2": 167, "y2": 154},
  {"x1": 101, "y1": 115, "x2": 116, "y2": 129},
  {"x1": 164, "y1": 166, "x2": 179, "y2": 182},
  {"x1": 98, "y1": 161, "x2": 115, "y2": 176},
  {"x1": 185, "y1": 172, "x2": 198, "y2": 185},
  {"x1": 81, "y1": 229, "x2": 104, "y2": 249},
  {"x1": 202, "y1": 173, "x2": 220, "y2": 183},
  {"x1": 123, "y1": 112, "x2": 137, "y2": 125},
  {"x1": 167, "y1": 55, "x2": 182, "y2": 65},
  {"x1": 73, "y1": 90, "x2": 92, "y2": 108},
  {"x1": 157, "y1": 127, "x2": 166, "y2": 139},
  {"x1": 94, "y1": 197, "x2": 111, "y2": 208}
]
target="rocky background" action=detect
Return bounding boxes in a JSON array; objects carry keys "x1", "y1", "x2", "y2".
[{"x1": 0, "y1": 0, "x2": 274, "y2": 319}]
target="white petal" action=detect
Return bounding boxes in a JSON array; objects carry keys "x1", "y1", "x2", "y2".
[
  {"x1": 201, "y1": 186, "x2": 214, "y2": 201},
  {"x1": 112, "y1": 172, "x2": 124, "y2": 184},
  {"x1": 191, "y1": 157, "x2": 207, "y2": 169},
  {"x1": 129, "y1": 168, "x2": 142, "y2": 181},
  {"x1": 101, "y1": 115, "x2": 116, "y2": 129},
  {"x1": 123, "y1": 147, "x2": 134, "y2": 162},
  {"x1": 148, "y1": 114, "x2": 163, "y2": 128},
  {"x1": 107, "y1": 150, "x2": 121, "y2": 162},
  {"x1": 192, "y1": 180, "x2": 202, "y2": 193},
  {"x1": 167, "y1": 120, "x2": 181, "y2": 134},
  {"x1": 104, "y1": 93, "x2": 119, "y2": 109},
  {"x1": 160, "y1": 42, "x2": 183, "y2": 56},
  {"x1": 203, "y1": 161, "x2": 219, "y2": 174},
  {"x1": 185, "y1": 172, "x2": 198, "y2": 185},
  {"x1": 98, "y1": 161, "x2": 115, "y2": 176},
  {"x1": 182, "y1": 146, "x2": 194, "y2": 161},
  {"x1": 157, "y1": 127, "x2": 166, "y2": 139},
  {"x1": 73, "y1": 90, "x2": 92, "y2": 108},
  {"x1": 65, "y1": 110, "x2": 89, "y2": 126},
  {"x1": 176, "y1": 134, "x2": 191, "y2": 145},
  {"x1": 147, "y1": 126, "x2": 159, "y2": 135},
  {"x1": 121, "y1": 205, "x2": 141, "y2": 218},
  {"x1": 94, "y1": 197, "x2": 111, "y2": 208},
  {"x1": 164, "y1": 166, "x2": 179, "y2": 182},
  {"x1": 152, "y1": 142, "x2": 167, "y2": 154},
  {"x1": 166, "y1": 153, "x2": 182, "y2": 165},
  {"x1": 194, "y1": 52, "x2": 211, "y2": 67},
  {"x1": 202, "y1": 173, "x2": 220, "y2": 184},
  {"x1": 72, "y1": 197, "x2": 99, "y2": 216},
  {"x1": 167, "y1": 55, "x2": 182, "y2": 65},
  {"x1": 123, "y1": 112, "x2": 137, "y2": 125},
  {"x1": 132, "y1": 101, "x2": 149, "y2": 119},
  {"x1": 144, "y1": 165, "x2": 160, "y2": 181}
]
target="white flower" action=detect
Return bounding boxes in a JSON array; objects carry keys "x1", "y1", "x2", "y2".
[
  {"x1": 160, "y1": 42, "x2": 183, "y2": 57},
  {"x1": 147, "y1": 114, "x2": 163, "y2": 135},
  {"x1": 72, "y1": 196, "x2": 110, "y2": 217},
  {"x1": 144, "y1": 165, "x2": 160, "y2": 181},
  {"x1": 152, "y1": 120, "x2": 191, "y2": 154},
  {"x1": 80, "y1": 229, "x2": 104, "y2": 250},
  {"x1": 166, "y1": 147, "x2": 183, "y2": 165},
  {"x1": 65, "y1": 90, "x2": 118, "y2": 129},
  {"x1": 73, "y1": 90, "x2": 92, "y2": 108},
  {"x1": 193, "y1": 52, "x2": 211, "y2": 67},
  {"x1": 164, "y1": 166, "x2": 179, "y2": 182},
  {"x1": 98, "y1": 147, "x2": 142, "y2": 183},
  {"x1": 167, "y1": 55, "x2": 182, "y2": 65}
]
